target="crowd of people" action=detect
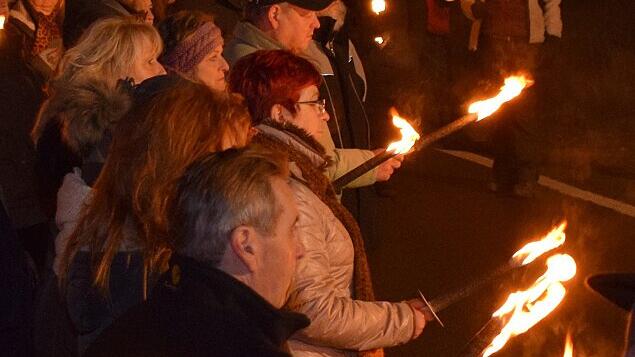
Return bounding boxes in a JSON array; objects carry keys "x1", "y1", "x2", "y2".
[{"x1": 0, "y1": 0, "x2": 565, "y2": 356}]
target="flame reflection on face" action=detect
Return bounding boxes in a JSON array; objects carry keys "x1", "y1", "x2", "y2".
[
  {"x1": 386, "y1": 108, "x2": 420, "y2": 154},
  {"x1": 482, "y1": 254, "x2": 577, "y2": 357},
  {"x1": 468, "y1": 75, "x2": 533, "y2": 121}
]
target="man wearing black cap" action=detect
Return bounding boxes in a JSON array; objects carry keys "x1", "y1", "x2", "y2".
[{"x1": 225, "y1": 0, "x2": 332, "y2": 63}]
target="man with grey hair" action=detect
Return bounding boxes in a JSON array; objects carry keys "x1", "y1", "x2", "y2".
[{"x1": 85, "y1": 146, "x2": 309, "y2": 356}]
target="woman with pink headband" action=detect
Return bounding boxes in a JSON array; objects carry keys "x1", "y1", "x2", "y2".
[{"x1": 158, "y1": 10, "x2": 229, "y2": 92}]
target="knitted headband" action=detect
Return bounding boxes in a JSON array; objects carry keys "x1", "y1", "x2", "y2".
[{"x1": 162, "y1": 21, "x2": 223, "y2": 74}]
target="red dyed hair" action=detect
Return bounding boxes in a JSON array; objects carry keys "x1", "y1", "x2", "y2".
[{"x1": 228, "y1": 50, "x2": 322, "y2": 125}]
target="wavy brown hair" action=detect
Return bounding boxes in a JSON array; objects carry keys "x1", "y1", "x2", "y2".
[{"x1": 58, "y1": 80, "x2": 252, "y2": 293}]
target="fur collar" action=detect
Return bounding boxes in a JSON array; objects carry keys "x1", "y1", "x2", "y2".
[
  {"x1": 35, "y1": 79, "x2": 132, "y2": 155},
  {"x1": 256, "y1": 119, "x2": 333, "y2": 169}
]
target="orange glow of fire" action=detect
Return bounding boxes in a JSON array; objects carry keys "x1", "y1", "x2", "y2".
[
  {"x1": 563, "y1": 332, "x2": 573, "y2": 357},
  {"x1": 0, "y1": 15, "x2": 5, "y2": 30},
  {"x1": 386, "y1": 108, "x2": 420, "y2": 154},
  {"x1": 371, "y1": 0, "x2": 386, "y2": 14},
  {"x1": 468, "y1": 75, "x2": 533, "y2": 121},
  {"x1": 482, "y1": 254, "x2": 577, "y2": 357},
  {"x1": 510, "y1": 221, "x2": 567, "y2": 267},
  {"x1": 374, "y1": 36, "x2": 384, "y2": 45}
]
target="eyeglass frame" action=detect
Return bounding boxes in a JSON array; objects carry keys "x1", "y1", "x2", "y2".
[{"x1": 295, "y1": 99, "x2": 327, "y2": 114}]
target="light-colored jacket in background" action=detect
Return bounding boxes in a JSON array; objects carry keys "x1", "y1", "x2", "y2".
[
  {"x1": 461, "y1": 0, "x2": 562, "y2": 50},
  {"x1": 225, "y1": 21, "x2": 377, "y2": 189},
  {"x1": 256, "y1": 126, "x2": 415, "y2": 357},
  {"x1": 54, "y1": 169, "x2": 92, "y2": 276}
]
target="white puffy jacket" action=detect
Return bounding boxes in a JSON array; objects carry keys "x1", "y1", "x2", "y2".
[{"x1": 257, "y1": 125, "x2": 415, "y2": 357}]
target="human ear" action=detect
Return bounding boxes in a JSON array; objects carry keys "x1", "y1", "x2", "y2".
[
  {"x1": 268, "y1": 5, "x2": 281, "y2": 29},
  {"x1": 229, "y1": 226, "x2": 258, "y2": 273},
  {"x1": 270, "y1": 104, "x2": 288, "y2": 123}
]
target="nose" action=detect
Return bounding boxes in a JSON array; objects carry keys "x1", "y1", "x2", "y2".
[
  {"x1": 157, "y1": 63, "x2": 167, "y2": 76},
  {"x1": 220, "y1": 55, "x2": 229, "y2": 73},
  {"x1": 310, "y1": 11, "x2": 320, "y2": 29},
  {"x1": 320, "y1": 110, "x2": 330, "y2": 122}
]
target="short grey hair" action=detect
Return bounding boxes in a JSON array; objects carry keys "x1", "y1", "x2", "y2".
[{"x1": 170, "y1": 145, "x2": 289, "y2": 266}]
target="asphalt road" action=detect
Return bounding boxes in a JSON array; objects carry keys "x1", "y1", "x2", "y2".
[{"x1": 366, "y1": 148, "x2": 635, "y2": 357}]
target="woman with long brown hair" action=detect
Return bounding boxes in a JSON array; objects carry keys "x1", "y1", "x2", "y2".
[{"x1": 58, "y1": 78, "x2": 251, "y2": 353}]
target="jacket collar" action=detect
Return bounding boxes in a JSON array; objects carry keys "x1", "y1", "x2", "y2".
[
  {"x1": 256, "y1": 120, "x2": 329, "y2": 170},
  {"x1": 169, "y1": 254, "x2": 310, "y2": 346},
  {"x1": 232, "y1": 21, "x2": 286, "y2": 51}
]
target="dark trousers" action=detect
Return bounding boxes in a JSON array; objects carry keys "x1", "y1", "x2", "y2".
[{"x1": 478, "y1": 37, "x2": 544, "y2": 188}]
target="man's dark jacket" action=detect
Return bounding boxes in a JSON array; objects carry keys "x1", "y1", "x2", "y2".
[{"x1": 85, "y1": 255, "x2": 310, "y2": 357}]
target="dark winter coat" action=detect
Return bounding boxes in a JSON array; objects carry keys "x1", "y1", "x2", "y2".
[
  {"x1": 33, "y1": 78, "x2": 131, "y2": 219},
  {"x1": 309, "y1": 17, "x2": 371, "y2": 152},
  {"x1": 0, "y1": 3, "x2": 61, "y2": 229},
  {"x1": 84, "y1": 254, "x2": 310, "y2": 357},
  {"x1": 63, "y1": 0, "x2": 132, "y2": 47}
]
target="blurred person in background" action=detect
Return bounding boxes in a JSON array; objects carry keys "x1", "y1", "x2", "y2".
[
  {"x1": 461, "y1": 0, "x2": 562, "y2": 197},
  {"x1": 64, "y1": 0, "x2": 154, "y2": 46},
  {"x1": 158, "y1": 10, "x2": 229, "y2": 92},
  {"x1": 0, "y1": 0, "x2": 65, "y2": 276}
]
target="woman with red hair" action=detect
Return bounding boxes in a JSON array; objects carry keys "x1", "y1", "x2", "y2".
[{"x1": 229, "y1": 50, "x2": 431, "y2": 357}]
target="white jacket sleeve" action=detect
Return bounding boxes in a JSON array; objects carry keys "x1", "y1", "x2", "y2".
[{"x1": 286, "y1": 189, "x2": 414, "y2": 351}]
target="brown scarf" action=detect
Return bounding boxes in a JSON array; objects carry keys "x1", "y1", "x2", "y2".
[
  {"x1": 30, "y1": 5, "x2": 62, "y2": 56},
  {"x1": 254, "y1": 122, "x2": 383, "y2": 357}
]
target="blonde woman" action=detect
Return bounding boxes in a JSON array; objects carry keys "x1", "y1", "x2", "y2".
[{"x1": 31, "y1": 16, "x2": 165, "y2": 223}]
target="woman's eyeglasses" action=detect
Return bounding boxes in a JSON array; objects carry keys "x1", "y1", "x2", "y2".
[{"x1": 296, "y1": 99, "x2": 326, "y2": 114}]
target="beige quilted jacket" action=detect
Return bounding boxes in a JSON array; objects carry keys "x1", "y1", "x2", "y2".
[{"x1": 261, "y1": 125, "x2": 415, "y2": 357}]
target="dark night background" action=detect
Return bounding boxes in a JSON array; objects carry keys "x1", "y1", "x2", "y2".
[{"x1": 340, "y1": 0, "x2": 635, "y2": 356}]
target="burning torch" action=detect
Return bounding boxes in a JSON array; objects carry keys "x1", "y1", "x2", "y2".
[
  {"x1": 421, "y1": 222, "x2": 567, "y2": 328},
  {"x1": 331, "y1": 75, "x2": 533, "y2": 192},
  {"x1": 459, "y1": 253, "x2": 577, "y2": 356}
]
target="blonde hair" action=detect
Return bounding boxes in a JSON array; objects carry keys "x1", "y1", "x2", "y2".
[
  {"x1": 32, "y1": 16, "x2": 163, "y2": 144},
  {"x1": 56, "y1": 16, "x2": 163, "y2": 86}
]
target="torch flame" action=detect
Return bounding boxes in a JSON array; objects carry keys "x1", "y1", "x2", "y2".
[
  {"x1": 482, "y1": 254, "x2": 577, "y2": 357},
  {"x1": 374, "y1": 36, "x2": 384, "y2": 45},
  {"x1": 371, "y1": 0, "x2": 386, "y2": 14},
  {"x1": 563, "y1": 332, "x2": 573, "y2": 357},
  {"x1": 0, "y1": 15, "x2": 5, "y2": 30},
  {"x1": 468, "y1": 75, "x2": 533, "y2": 121},
  {"x1": 511, "y1": 221, "x2": 567, "y2": 266},
  {"x1": 386, "y1": 108, "x2": 420, "y2": 154}
]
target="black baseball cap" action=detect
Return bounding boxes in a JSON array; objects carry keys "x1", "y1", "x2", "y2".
[{"x1": 246, "y1": 0, "x2": 334, "y2": 11}]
